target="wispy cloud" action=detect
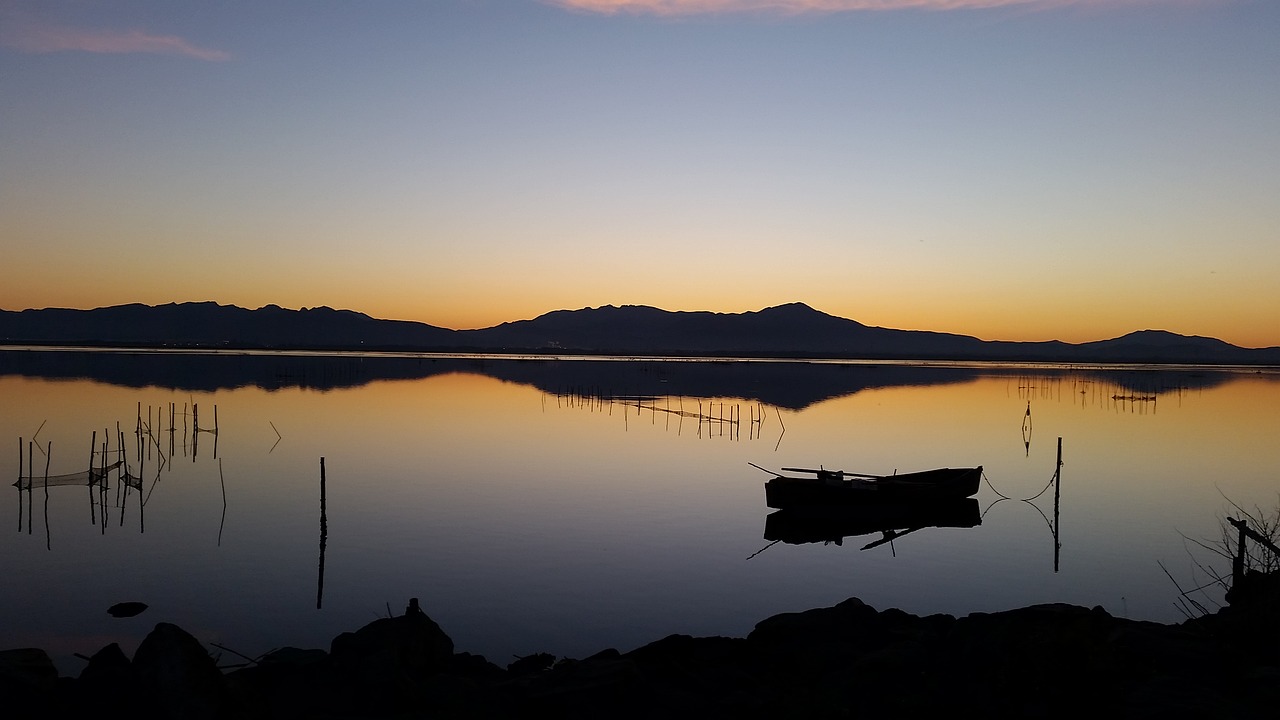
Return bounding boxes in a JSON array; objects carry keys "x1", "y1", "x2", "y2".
[
  {"x1": 0, "y1": 9, "x2": 229, "y2": 61},
  {"x1": 547, "y1": 0, "x2": 1116, "y2": 15}
]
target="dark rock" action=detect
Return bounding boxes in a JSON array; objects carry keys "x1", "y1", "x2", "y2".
[
  {"x1": 507, "y1": 651, "x2": 555, "y2": 676},
  {"x1": 225, "y1": 647, "x2": 331, "y2": 720},
  {"x1": 70, "y1": 643, "x2": 138, "y2": 715},
  {"x1": 132, "y1": 622, "x2": 232, "y2": 719},
  {"x1": 328, "y1": 607, "x2": 455, "y2": 714},
  {"x1": 76, "y1": 642, "x2": 136, "y2": 708},
  {"x1": 750, "y1": 596, "x2": 880, "y2": 643},
  {"x1": 12, "y1": 589, "x2": 1280, "y2": 718},
  {"x1": 748, "y1": 596, "x2": 888, "y2": 673},
  {"x1": 624, "y1": 634, "x2": 759, "y2": 716},
  {"x1": 625, "y1": 634, "x2": 752, "y2": 688},
  {"x1": 259, "y1": 646, "x2": 329, "y2": 666},
  {"x1": 79, "y1": 642, "x2": 133, "y2": 685},
  {"x1": 448, "y1": 651, "x2": 508, "y2": 681},
  {"x1": 584, "y1": 647, "x2": 622, "y2": 662},
  {"x1": 0, "y1": 647, "x2": 58, "y2": 712},
  {"x1": 506, "y1": 652, "x2": 645, "y2": 718}
]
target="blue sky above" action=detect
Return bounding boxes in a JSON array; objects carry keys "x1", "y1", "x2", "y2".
[{"x1": 2, "y1": 0, "x2": 1278, "y2": 346}]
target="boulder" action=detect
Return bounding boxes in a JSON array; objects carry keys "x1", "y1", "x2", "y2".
[
  {"x1": 132, "y1": 622, "x2": 232, "y2": 719},
  {"x1": 0, "y1": 647, "x2": 58, "y2": 712},
  {"x1": 327, "y1": 598, "x2": 455, "y2": 714},
  {"x1": 225, "y1": 646, "x2": 332, "y2": 720}
]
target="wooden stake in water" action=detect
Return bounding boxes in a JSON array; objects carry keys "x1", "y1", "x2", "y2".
[
  {"x1": 99, "y1": 440, "x2": 108, "y2": 534},
  {"x1": 139, "y1": 442, "x2": 146, "y2": 535},
  {"x1": 17, "y1": 437, "x2": 23, "y2": 533},
  {"x1": 218, "y1": 459, "x2": 226, "y2": 546},
  {"x1": 317, "y1": 457, "x2": 328, "y2": 610},
  {"x1": 1054, "y1": 436, "x2": 1062, "y2": 573},
  {"x1": 86, "y1": 431, "x2": 98, "y2": 524},
  {"x1": 43, "y1": 441, "x2": 51, "y2": 551},
  {"x1": 28, "y1": 440, "x2": 34, "y2": 535},
  {"x1": 119, "y1": 428, "x2": 128, "y2": 527}
]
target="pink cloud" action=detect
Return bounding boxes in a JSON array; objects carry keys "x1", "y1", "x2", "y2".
[
  {"x1": 546, "y1": 0, "x2": 1108, "y2": 15},
  {"x1": 1, "y1": 12, "x2": 229, "y2": 61}
]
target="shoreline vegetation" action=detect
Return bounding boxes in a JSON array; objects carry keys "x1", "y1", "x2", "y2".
[{"x1": 4, "y1": 584, "x2": 1279, "y2": 719}]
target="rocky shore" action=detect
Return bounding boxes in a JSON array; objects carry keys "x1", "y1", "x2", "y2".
[{"x1": 4, "y1": 585, "x2": 1279, "y2": 719}]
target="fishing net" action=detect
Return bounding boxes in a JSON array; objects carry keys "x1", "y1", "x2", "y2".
[{"x1": 11, "y1": 460, "x2": 139, "y2": 490}]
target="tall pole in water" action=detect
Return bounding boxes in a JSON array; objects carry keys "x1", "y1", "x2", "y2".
[
  {"x1": 317, "y1": 457, "x2": 328, "y2": 610},
  {"x1": 43, "y1": 442, "x2": 51, "y2": 550},
  {"x1": 18, "y1": 437, "x2": 23, "y2": 533},
  {"x1": 1054, "y1": 437, "x2": 1062, "y2": 573},
  {"x1": 28, "y1": 440, "x2": 34, "y2": 535}
]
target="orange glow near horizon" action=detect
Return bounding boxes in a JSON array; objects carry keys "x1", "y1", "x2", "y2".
[
  {"x1": 0, "y1": 238, "x2": 1278, "y2": 352},
  {"x1": 3, "y1": 285, "x2": 1276, "y2": 349},
  {"x1": 3, "y1": 2, "x2": 1278, "y2": 355}
]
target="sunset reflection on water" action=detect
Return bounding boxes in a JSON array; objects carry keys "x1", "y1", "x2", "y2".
[{"x1": 2, "y1": 358, "x2": 1278, "y2": 673}]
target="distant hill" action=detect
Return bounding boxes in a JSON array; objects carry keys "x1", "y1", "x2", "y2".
[
  {"x1": 459, "y1": 303, "x2": 1061, "y2": 359},
  {"x1": 2, "y1": 301, "x2": 1278, "y2": 365},
  {"x1": 0, "y1": 302, "x2": 455, "y2": 349}
]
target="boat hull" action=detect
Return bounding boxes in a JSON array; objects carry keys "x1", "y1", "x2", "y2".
[
  {"x1": 764, "y1": 466, "x2": 982, "y2": 510},
  {"x1": 764, "y1": 498, "x2": 981, "y2": 545}
]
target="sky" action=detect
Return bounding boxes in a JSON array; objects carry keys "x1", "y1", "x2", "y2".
[{"x1": 1, "y1": 0, "x2": 1278, "y2": 347}]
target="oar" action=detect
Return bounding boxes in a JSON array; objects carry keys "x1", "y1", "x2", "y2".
[
  {"x1": 745, "y1": 539, "x2": 782, "y2": 560},
  {"x1": 781, "y1": 467, "x2": 882, "y2": 479},
  {"x1": 861, "y1": 526, "x2": 925, "y2": 551}
]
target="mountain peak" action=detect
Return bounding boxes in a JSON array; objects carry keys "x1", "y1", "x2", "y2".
[
  {"x1": 760, "y1": 302, "x2": 819, "y2": 316},
  {"x1": 1097, "y1": 329, "x2": 1231, "y2": 348},
  {"x1": 2, "y1": 301, "x2": 1275, "y2": 363}
]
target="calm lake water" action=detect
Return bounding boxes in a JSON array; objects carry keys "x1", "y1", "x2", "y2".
[{"x1": 2, "y1": 349, "x2": 1278, "y2": 673}]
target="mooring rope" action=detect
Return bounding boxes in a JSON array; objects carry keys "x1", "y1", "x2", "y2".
[{"x1": 982, "y1": 466, "x2": 1058, "y2": 503}]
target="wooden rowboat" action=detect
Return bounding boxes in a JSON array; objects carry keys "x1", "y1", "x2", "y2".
[{"x1": 763, "y1": 465, "x2": 982, "y2": 510}]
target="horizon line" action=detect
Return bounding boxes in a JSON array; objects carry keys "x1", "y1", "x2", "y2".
[{"x1": 4, "y1": 299, "x2": 1276, "y2": 350}]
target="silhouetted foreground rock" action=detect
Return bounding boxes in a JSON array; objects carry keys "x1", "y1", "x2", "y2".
[{"x1": 5, "y1": 594, "x2": 1280, "y2": 718}]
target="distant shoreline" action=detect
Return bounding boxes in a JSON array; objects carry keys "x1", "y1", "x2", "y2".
[
  {"x1": 4, "y1": 344, "x2": 1280, "y2": 371},
  {"x1": 5, "y1": 302, "x2": 1279, "y2": 365}
]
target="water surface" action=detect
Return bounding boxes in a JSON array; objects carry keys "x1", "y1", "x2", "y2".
[{"x1": 3, "y1": 350, "x2": 1277, "y2": 673}]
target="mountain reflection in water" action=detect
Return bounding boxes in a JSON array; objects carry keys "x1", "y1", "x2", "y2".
[
  {"x1": 1, "y1": 348, "x2": 1277, "y2": 676},
  {"x1": 0, "y1": 347, "x2": 1246, "y2": 409}
]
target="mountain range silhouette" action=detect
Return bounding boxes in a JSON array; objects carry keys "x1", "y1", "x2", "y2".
[{"x1": 2, "y1": 301, "x2": 1277, "y2": 364}]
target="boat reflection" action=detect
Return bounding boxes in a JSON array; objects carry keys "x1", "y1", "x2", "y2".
[{"x1": 763, "y1": 498, "x2": 981, "y2": 550}]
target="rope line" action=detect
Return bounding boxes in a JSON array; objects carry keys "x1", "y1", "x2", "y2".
[
  {"x1": 982, "y1": 467, "x2": 1058, "y2": 503},
  {"x1": 982, "y1": 495, "x2": 1057, "y2": 536}
]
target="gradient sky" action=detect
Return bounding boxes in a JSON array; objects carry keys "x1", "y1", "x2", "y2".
[{"x1": 2, "y1": 0, "x2": 1277, "y2": 346}]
